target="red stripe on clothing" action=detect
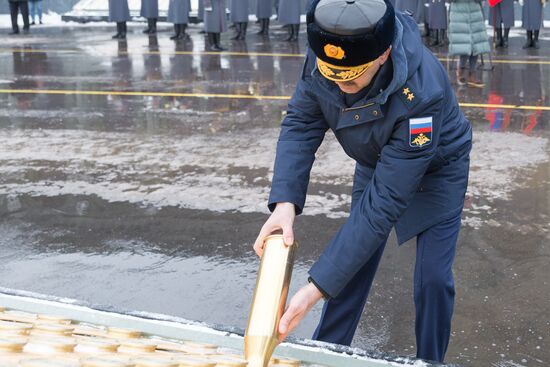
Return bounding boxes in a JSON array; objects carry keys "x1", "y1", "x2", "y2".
[{"x1": 411, "y1": 127, "x2": 432, "y2": 134}]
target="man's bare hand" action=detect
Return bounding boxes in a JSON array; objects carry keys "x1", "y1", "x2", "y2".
[
  {"x1": 278, "y1": 283, "x2": 324, "y2": 343},
  {"x1": 254, "y1": 202, "x2": 296, "y2": 257}
]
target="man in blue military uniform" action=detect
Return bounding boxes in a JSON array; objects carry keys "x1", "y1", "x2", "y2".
[{"x1": 254, "y1": 0, "x2": 472, "y2": 363}]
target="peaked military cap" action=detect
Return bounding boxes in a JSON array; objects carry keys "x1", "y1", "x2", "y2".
[{"x1": 307, "y1": 0, "x2": 396, "y2": 82}]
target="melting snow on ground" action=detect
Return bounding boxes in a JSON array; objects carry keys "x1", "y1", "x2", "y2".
[{"x1": 0, "y1": 128, "x2": 547, "y2": 227}]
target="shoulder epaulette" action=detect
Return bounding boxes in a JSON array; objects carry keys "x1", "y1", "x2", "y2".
[{"x1": 397, "y1": 85, "x2": 422, "y2": 110}]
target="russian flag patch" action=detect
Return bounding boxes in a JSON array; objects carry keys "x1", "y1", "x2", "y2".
[{"x1": 409, "y1": 117, "x2": 433, "y2": 147}]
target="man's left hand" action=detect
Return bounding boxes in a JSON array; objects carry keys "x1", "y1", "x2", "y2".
[{"x1": 278, "y1": 282, "x2": 324, "y2": 343}]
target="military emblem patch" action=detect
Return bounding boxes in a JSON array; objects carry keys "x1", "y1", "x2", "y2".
[{"x1": 409, "y1": 117, "x2": 433, "y2": 147}]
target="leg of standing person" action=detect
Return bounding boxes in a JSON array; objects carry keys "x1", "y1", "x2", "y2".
[
  {"x1": 21, "y1": 1, "x2": 30, "y2": 33},
  {"x1": 523, "y1": 30, "x2": 533, "y2": 48},
  {"x1": 457, "y1": 55, "x2": 468, "y2": 85},
  {"x1": 170, "y1": 24, "x2": 181, "y2": 40},
  {"x1": 466, "y1": 54, "x2": 483, "y2": 88},
  {"x1": 414, "y1": 214, "x2": 461, "y2": 362},
  {"x1": 9, "y1": 2, "x2": 20, "y2": 34},
  {"x1": 38, "y1": 0, "x2": 42, "y2": 24},
  {"x1": 532, "y1": 29, "x2": 539, "y2": 49},
  {"x1": 502, "y1": 27, "x2": 509, "y2": 47},
  {"x1": 291, "y1": 24, "x2": 299, "y2": 42},
  {"x1": 30, "y1": 1, "x2": 36, "y2": 25}
]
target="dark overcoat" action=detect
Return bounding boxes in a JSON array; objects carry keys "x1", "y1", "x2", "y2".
[
  {"x1": 168, "y1": 0, "x2": 190, "y2": 24},
  {"x1": 268, "y1": 13, "x2": 472, "y2": 298},
  {"x1": 395, "y1": 0, "x2": 425, "y2": 23},
  {"x1": 231, "y1": 0, "x2": 250, "y2": 22},
  {"x1": 522, "y1": 0, "x2": 543, "y2": 30},
  {"x1": 488, "y1": 0, "x2": 515, "y2": 28},
  {"x1": 278, "y1": 0, "x2": 301, "y2": 25},
  {"x1": 428, "y1": 0, "x2": 447, "y2": 29},
  {"x1": 256, "y1": 0, "x2": 272, "y2": 18},
  {"x1": 109, "y1": 0, "x2": 131, "y2": 22},
  {"x1": 204, "y1": 0, "x2": 228, "y2": 32},
  {"x1": 198, "y1": 0, "x2": 205, "y2": 20},
  {"x1": 140, "y1": 0, "x2": 159, "y2": 18}
]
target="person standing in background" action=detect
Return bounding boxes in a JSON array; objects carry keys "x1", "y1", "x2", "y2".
[
  {"x1": 395, "y1": 0, "x2": 424, "y2": 24},
  {"x1": 28, "y1": 0, "x2": 42, "y2": 25},
  {"x1": 489, "y1": 0, "x2": 514, "y2": 48},
  {"x1": 448, "y1": 0, "x2": 489, "y2": 87},
  {"x1": 198, "y1": 0, "x2": 205, "y2": 22},
  {"x1": 204, "y1": 0, "x2": 227, "y2": 51},
  {"x1": 230, "y1": 0, "x2": 250, "y2": 40},
  {"x1": 8, "y1": 0, "x2": 30, "y2": 34},
  {"x1": 109, "y1": 0, "x2": 131, "y2": 39},
  {"x1": 256, "y1": 0, "x2": 272, "y2": 35},
  {"x1": 428, "y1": 0, "x2": 447, "y2": 46},
  {"x1": 277, "y1": 0, "x2": 301, "y2": 41},
  {"x1": 521, "y1": 0, "x2": 544, "y2": 48},
  {"x1": 141, "y1": 0, "x2": 159, "y2": 34},
  {"x1": 168, "y1": 0, "x2": 191, "y2": 40}
]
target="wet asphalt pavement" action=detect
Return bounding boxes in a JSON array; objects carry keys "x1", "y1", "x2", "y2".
[{"x1": 0, "y1": 23, "x2": 549, "y2": 366}]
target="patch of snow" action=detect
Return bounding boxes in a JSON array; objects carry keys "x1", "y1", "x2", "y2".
[{"x1": 0, "y1": 129, "x2": 547, "y2": 227}]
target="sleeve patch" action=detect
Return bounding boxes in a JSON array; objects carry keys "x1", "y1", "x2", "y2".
[{"x1": 409, "y1": 117, "x2": 433, "y2": 147}]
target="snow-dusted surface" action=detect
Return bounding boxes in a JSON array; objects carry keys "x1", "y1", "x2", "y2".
[
  {"x1": 0, "y1": 10, "x2": 548, "y2": 41},
  {"x1": 0, "y1": 128, "x2": 547, "y2": 227}
]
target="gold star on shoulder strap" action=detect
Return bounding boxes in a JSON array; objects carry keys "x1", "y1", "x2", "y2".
[
  {"x1": 407, "y1": 93, "x2": 415, "y2": 101},
  {"x1": 403, "y1": 87, "x2": 410, "y2": 95}
]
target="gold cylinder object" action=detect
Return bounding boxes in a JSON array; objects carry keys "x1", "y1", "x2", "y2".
[{"x1": 244, "y1": 234, "x2": 297, "y2": 367}]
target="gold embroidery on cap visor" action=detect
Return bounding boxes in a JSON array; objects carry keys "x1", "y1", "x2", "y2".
[{"x1": 317, "y1": 58, "x2": 375, "y2": 82}]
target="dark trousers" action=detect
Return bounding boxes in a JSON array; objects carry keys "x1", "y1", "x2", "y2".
[
  {"x1": 9, "y1": 1, "x2": 30, "y2": 32},
  {"x1": 312, "y1": 213, "x2": 461, "y2": 363}
]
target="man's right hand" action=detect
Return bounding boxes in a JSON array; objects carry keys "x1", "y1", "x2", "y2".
[{"x1": 253, "y1": 202, "x2": 296, "y2": 257}]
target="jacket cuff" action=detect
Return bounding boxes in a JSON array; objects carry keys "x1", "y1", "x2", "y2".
[
  {"x1": 307, "y1": 276, "x2": 330, "y2": 300},
  {"x1": 267, "y1": 193, "x2": 305, "y2": 215},
  {"x1": 308, "y1": 254, "x2": 350, "y2": 299}
]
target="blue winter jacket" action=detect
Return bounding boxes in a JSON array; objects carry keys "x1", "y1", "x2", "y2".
[{"x1": 267, "y1": 12, "x2": 472, "y2": 299}]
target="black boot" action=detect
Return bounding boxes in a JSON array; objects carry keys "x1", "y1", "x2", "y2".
[
  {"x1": 495, "y1": 27, "x2": 503, "y2": 47},
  {"x1": 207, "y1": 32, "x2": 216, "y2": 50},
  {"x1": 150, "y1": 18, "x2": 157, "y2": 34},
  {"x1": 256, "y1": 18, "x2": 266, "y2": 34},
  {"x1": 440, "y1": 29, "x2": 447, "y2": 45},
  {"x1": 238, "y1": 22, "x2": 247, "y2": 40},
  {"x1": 533, "y1": 30, "x2": 540, "y2": 49},
  {"x1": 143, "y1": 18, "x2": 152, "y2": 34},
  {"x1": 170, "y1": 24, "x2": 180, "y2": 40},
  {"x1": 120, "y1": 22, "x2": 127, "y2": 39},
  {"x1": 112, "y1": 22, "x2": 123, "y2": 39},
  {"x1": 9, "y1": 25, "x2": 19, "y2": 35},
  {"x1": 423, "y1": 23, "x2": 430, "y2": 38},
  {"x1": 290, "y1": 24, "x2": 299, "y2": 42},
  {"x1": 231, "y1": 22, "x2": 242, "y2": 40},
  {"x1": 283, "y1": 23, "x2": 293, "y2": 41},
  {"x1": 179, "y1": 24, "x2": 189, "y2": 40},
  {"x1": 263, "y1": 18, "x2": 270, "y2": 36},
  {"x1": 430, "y1": 29, "x2": 440, "y2": 47},
  {"x1": 523, "y1": 30, "x2": 533, "y2": 49},
  {"x1": 213, "y1": 33, "x2": 225, "y2": 51},
  {"x1": 503, "y1": 28, "x2": 509, "y2": 48}
]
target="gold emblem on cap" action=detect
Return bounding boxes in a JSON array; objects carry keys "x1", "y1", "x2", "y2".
[{"x1": 324, "y1": 44, "x2": 345, "y2": 60}]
